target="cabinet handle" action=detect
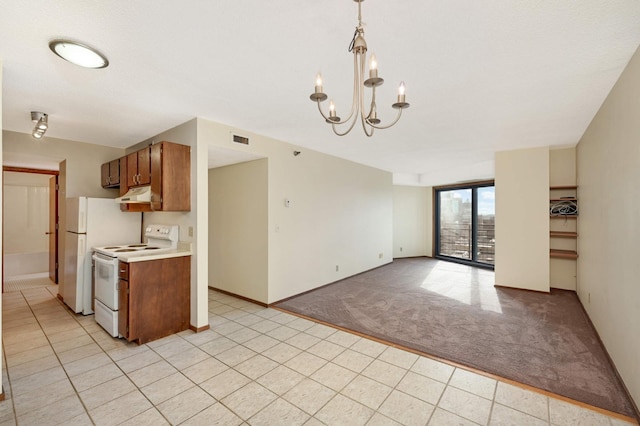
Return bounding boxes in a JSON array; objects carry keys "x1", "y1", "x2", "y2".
[{"x1": 120, "y1": 269, "x2": 126, "y2": 273}]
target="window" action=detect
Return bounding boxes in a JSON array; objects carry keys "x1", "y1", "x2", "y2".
[{"x1": 435, "y1": 182, "x2": 495, "y2": 268}]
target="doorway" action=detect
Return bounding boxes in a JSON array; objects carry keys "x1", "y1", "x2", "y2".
[
  {"x1": 2, "y1": 166, "x2": 59, "y2": 291},
  {"x1": 435, "y1": 181, "x2": 495, "y2": 268}
]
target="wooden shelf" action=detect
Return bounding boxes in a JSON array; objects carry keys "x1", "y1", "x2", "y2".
[
  {"x1": 550, "y1": 198, "x2": 577, "y2": 202},
  {"x1": 550, "y1": 249, "x2": 578, "y2": 259},
  {"x1": 550, "y1": 185, "x2": 577, "y2": 190},
  {"x1": 550, "y1": 215, "x2": 577, "y2": 219},
  {"x1": 550, "y1": 231, "x2": 578, "y2": 238}
]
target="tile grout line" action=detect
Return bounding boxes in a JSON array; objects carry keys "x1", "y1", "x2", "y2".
[{"x1": 20, "y1": 287, "x2": 98, "y2": 425}]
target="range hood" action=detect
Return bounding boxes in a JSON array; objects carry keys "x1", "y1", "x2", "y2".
[{"x1": 115, "y1": 186, "x2": 151, "y2": 204}]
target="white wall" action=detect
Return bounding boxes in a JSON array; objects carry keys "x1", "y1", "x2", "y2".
[
  {"x1": 197, "y1": 118, "x2": 393, "y2": 304},
  {"x1": 208, "y1": 159, "x2": 268, "y2": 302},
  {"x1": 576, "y1": 46, "x2": 640, "y2": 409},
  {"x1": 392, "y1": 185, "x2": 433, "y2": 258},
  {"x1": 131, "y1": 119, "x2": 208, "y2": 329},
  {"x1": 495, "y1": 147, "x2": 550, "y2": 292}
]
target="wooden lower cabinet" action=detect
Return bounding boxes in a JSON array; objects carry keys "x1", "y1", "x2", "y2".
[{"x1": 118, "y1": 256, "x2": 191, "y2": 344}]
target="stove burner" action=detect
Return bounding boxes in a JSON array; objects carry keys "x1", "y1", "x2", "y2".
[
  {"x1": 115, "y1": 249, "x2": 138, "y2": 252},
  {"x1": 103, "y1": 246, "x2": 121, "y2": 249},
  {"x1": 144, "y1": 247, "x2": 161, "y2": 250},
  {"x1": 128, "y1": 244, "x2": 147, "y2": 248}
]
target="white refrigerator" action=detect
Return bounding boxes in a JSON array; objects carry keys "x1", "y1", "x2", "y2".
[{"x1": 64, "y1": 197, "x2": 141, "y2": 315}]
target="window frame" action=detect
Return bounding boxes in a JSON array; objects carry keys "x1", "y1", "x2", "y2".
[{"x1": 434, "y1": 180, "x2": 495, "y2": 270}]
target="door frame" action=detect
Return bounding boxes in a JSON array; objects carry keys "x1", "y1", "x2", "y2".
[{"x1": 2, "y1": 166, "x2": 60, "y2": 290}]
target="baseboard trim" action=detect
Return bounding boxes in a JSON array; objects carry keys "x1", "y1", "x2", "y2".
[
  {"x1": 493, "y1": 284, "x2": 551, "y2": 294},
  {"x1": 576, "y1": 295, "x2": 640, "y2": 423},
  {"x1": 189, "y1": 324, "x2": 210, "y2": 333},
  {"x1": 269, "y1": 260, "x2": 394, "y2": 306},
  {"x1": 208, "y1": 287, "x2": 268, "y2": 307}
]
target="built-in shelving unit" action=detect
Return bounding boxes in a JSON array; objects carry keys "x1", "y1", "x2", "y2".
[{"x1": 549, "y1": 185, "x2": 578, "y2": 259}]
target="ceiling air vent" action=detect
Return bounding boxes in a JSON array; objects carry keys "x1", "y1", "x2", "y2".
[{"x1": 232, "y1": 134, "x2": 249, "y2": 145}]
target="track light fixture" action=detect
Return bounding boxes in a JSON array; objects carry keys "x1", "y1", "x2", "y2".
[{"x1": 31, "y1": 111, "x2": 48, "y2": 139}]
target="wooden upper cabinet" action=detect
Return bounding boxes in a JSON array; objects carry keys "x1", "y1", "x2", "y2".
[
  {"x1": 101, "y1": 159, "x2": 120, "y2": 188},
  {"x1": 150, "y1": 141, "x2": 191, "y2": 211},
  {"x1": 126, "y1": 148, "x2": 151, "y2": 187},
  {"x1": 115, "y1": 141, "x2": 190, "y2": 212}
]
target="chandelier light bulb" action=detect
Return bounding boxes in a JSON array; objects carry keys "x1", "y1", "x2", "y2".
[
  {"x1": 398, "y1": 81, "x2": 406, "y2": 96},
  {"x1": 329, "y1": 100, "x2": 335, "y2": 113},
  {"x1": 369, "y1": 54, "x2": 378, "y2": 79},
  {"x1": 316, "y1": 73, "x2": 323, "y2": 87}
]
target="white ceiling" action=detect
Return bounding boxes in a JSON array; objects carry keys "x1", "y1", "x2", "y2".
[{"x1": 1, "y1": 1, "x2": 639, "y2": 185}]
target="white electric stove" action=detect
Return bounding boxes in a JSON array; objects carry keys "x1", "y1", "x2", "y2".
[
  {"x1": 93, "y1": 224, "x2": 179, "y2": 258},
  {"x1": 92, "y1": 224, "x2": 179, "y2": 336}
]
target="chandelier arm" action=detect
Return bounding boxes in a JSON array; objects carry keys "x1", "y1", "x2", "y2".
[
  {"x1": 315, "y1": 101, "x2": 332, "y2": 121},
  {"x1": 328, "y1": 51, "x2": 362, "y2": 135},
  {"x1": 366, "y1": 108, "x2": 404, "y2": 130},
  {"x1": 338, "y1": 48, "x2": 362, "y2": 124},
  {"x1": 358, "y1": 54, "x2": 374, "y2": 137},
  {"x1": 331, "y1": 111, "x2": 361, "y2": 136}
]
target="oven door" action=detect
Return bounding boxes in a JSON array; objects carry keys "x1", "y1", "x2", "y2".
[{"x1": 92, "y1": 252, "x2": 120, "y2": 311}]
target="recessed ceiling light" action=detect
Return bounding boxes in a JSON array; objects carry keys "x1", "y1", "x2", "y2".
[{"x1": 49, "y1": 39, "x2": 109, "y2": 69}]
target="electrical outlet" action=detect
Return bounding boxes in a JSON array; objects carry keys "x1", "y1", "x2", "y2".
[
  {"x1": 188, "y1": 226, "x2": 193, "y2": 237},
  {"x1": 379, "y1": 253, "x2": 383, "y2": 259},
  {"x1": 400, "y1": 247, "x2": 403, "y2": 252},
  {"x1": 336, "y1": 265, "x2": 339, "y2": 272},
  {"x1": 588, "y1": 292, "x2": 591, "y2": 304}
]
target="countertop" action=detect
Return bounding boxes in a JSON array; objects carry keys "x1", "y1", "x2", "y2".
[{"x1": 117, "y1": 242, "x2": 192, "y2": 263}]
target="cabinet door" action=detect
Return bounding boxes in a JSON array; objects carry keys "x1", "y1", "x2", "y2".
[
  {"x1": 126, "y1": 152, "x2": 138, "y2": 187},
  {"x1": 101, "y1": 162, "x2": 110, "y2": 188},
  {"x1": 118, "y1": 279, "x2": 129, "y2": 339},
  {"x1": 150, "y1": 142, "x2": 191, "y2": 212},
  {"x1": 137, "y1": 147, "x2": 151, "y2": 185},
  {"x1": 109, "y1": 159, "x2": 120, "y2": 186},
  {"x1": 150, "y1": 143, "x2": 162, "y2": 211}
]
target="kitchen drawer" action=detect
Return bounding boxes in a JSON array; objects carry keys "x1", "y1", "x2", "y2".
[
  {"x1": 119, "y1": 261, "x2": 129, "y2": 280},
  {"x1": 95, "y1": 299, "x2": 119, "y2": 338}
]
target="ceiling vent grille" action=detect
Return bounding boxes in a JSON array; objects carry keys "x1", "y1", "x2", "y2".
[{"x1": 232, "y1": 134, "x2": 249, "y2": 145}]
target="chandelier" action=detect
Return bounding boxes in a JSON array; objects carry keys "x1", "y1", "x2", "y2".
[{"x1": 310, "y1": 0, "x2": 409, "y2": 137}]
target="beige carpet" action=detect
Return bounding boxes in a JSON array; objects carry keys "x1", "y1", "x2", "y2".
[{"x1": 276, "y1": 257, "x2": 636, "y2": 418}]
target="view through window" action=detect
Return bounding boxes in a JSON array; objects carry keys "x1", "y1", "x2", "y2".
[{"x1": 436, "y1": 183, "x2": 495, "y2": 267}]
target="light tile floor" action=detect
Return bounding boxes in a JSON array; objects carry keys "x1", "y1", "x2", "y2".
[{"x1": 0, "y1": 285, "x2": 636, "y2": 426}]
